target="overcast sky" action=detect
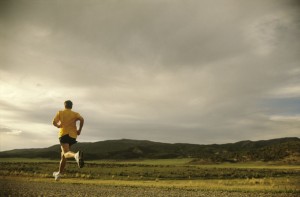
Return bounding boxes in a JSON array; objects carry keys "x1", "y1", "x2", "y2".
[{"x1": 0, "y1": 0, "x2": 300, "y2": 151}]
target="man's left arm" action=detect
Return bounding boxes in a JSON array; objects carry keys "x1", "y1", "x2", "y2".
[{"x1": 77, "y1": 116, "x2": 84, "y2": 135}]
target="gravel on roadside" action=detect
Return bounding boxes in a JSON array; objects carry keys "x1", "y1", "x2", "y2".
[{"x1": 0, "y1": 178, "x2": 298, "y2": 197}]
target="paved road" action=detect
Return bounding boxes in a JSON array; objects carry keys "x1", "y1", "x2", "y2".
[{"x1": 0, "y1": 178, "x2": 298, "y2": 197}]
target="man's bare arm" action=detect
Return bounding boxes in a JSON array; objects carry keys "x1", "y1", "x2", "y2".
[
  {"x1": 77, "y1": 117, "x2": 84, "y2": 135},
  {"x1": 53, "y1": 120, "x2": 61, "y2": 128}
]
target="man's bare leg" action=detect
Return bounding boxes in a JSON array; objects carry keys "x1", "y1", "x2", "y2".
[{"x1": 59, "y1": 143, "x2": 76, "y2": 173}]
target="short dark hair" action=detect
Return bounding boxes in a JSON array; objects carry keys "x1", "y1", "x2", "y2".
[{"x1": 64, "y1": 100, "x2": 73, "y2": 109}]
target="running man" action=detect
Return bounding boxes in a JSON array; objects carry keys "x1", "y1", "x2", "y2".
[{"x1": 52, "y1": 100, "x2": 84, "y2": 181}]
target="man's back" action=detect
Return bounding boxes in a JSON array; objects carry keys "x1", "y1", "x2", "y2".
[{"x1": 53, "y1": 109, "x2": 82, "y2": 138}]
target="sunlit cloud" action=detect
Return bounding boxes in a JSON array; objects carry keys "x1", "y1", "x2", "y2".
[
  {"x1": 270, "y1": 85, "x2": 300, "y2": 98},
  {"x1": 269, "y1": 115, "x2": 300, "y2": 122},
  {"x1": 0, "y1": 127, "x2": 23, "y2": 135}
]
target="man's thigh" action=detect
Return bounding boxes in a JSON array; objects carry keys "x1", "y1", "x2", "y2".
[{"x1": 61, "y1": 143, "x2": 70, "y2": 154}]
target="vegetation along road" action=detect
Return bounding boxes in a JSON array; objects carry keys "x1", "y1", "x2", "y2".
[{"x1": 0, "y1": 158, "x2": 299, "y2": 196}]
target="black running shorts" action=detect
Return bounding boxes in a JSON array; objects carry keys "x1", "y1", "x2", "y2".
[{"x1": 59, "y1": 134, "x2": 77, "y2": 146}]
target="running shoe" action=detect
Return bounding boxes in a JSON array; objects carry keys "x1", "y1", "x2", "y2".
[{"x1": 53, "y1": 171, "x2": 61, "y2": 181}]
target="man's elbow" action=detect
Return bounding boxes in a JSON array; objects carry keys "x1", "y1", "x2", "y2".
[{"x1": 78, "y1": 117, "x2": 84, "y2": 122}]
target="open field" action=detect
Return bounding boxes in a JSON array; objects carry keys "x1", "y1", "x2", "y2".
[{"x1": 0, "y1": 158, "x2": 299, "y2": 196}]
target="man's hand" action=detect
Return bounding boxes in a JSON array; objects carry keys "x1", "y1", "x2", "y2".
[{"x1": 53, "y1": 121, "x2": 61, "y2": 128}]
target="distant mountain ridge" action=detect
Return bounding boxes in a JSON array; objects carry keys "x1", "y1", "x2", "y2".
[{"x1": 0, "y1": 137, "x2": 299, "y2": 163}]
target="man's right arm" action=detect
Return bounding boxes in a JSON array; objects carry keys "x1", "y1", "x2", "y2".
[
  {"x1": 52, "y1": 112, "x2": 61, "y2": 128},
  {"x1": 53, "y1": 120, "x2": 61, "y2": 128}
]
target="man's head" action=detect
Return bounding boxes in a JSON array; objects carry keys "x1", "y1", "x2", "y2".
[{"x1": 64, "y1": 100, "x2": 73, "y2": 109}]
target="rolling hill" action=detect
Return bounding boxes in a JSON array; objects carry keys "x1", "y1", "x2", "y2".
[{"x1": 0, "y1": 137, "x2": 299, "y2": 163}]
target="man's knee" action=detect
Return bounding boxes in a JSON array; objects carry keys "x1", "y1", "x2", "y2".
[{"x1": 61, "y1": 151, "x2": 68, "y2": 160}]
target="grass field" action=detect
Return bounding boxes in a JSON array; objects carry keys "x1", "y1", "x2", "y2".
[{"x1": 0, "y1": 158, "x2": 299, "y2": 196}]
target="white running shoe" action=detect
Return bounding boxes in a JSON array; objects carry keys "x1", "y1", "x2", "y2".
[
  {"x1": 75, "y1": 151, "x2": 84, "y2": 168},
  {"x1": 53, "y1": 171, "x2": 61, "y2": 181}
]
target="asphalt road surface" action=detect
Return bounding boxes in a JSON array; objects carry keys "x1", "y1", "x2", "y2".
[{"x1": 0, "y1": 178, "x2": 298, "y2": 197}]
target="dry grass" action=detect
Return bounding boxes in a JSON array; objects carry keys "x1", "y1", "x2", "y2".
[{"x1": 1, "y1": 158, "x2": 299, "y2": 195}]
